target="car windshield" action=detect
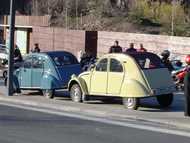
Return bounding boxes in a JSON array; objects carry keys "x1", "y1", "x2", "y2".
[
  {"x1": 50, "y1": 53, "x2": 79, "y2": 66},
  {"x1": 127, "y1": 52, "x2": 165, "y2": 70}
]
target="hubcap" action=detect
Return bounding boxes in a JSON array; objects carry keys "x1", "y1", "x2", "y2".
[
  {"x1": 73, "y1": 87, "x2": 80, "y2": 102},
  {"x1": 44, "y1": 90, "x2": 51, "y2": 97},
  {"x1": 127, "y1": 98, "x2": 134, "y2": 107}
]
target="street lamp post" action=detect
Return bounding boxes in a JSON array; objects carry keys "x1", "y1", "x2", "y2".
[{"x1": 7, "y1": 0, "x2": 16, "y2": 96}]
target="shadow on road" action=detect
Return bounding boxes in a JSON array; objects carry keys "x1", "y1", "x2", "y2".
[{"x1": 0, "y1": 78, "x2": 185, "y2": 112}]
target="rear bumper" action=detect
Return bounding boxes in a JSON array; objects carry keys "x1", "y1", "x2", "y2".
[{"x1": 151, "y1": 86, "x2": 176, "y2": 96}]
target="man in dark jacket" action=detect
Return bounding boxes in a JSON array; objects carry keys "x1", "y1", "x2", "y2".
[
  {"x1": 33, "y1": 43, "x2": 40, "y2": 53},
  {"x1": 14, "y1": 45, "x2": 22, "y2": 62},
  {"x1": 125, "y1": 43, "x2": 137, "y2": 52},
  {"x1": 109, "y1": 41, "x2": 122, "y2": 53},
  {"x1": 184, "y1": 71, "x2": 190, "y2": 116}
]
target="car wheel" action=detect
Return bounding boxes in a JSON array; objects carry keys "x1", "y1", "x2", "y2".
[
  {"x1": 122, "y1": 97, "x2": 139, "y2": 110},
  {"x1": 70, "y1": 84, "x2": 82, "y2": 103},
  {"x1": 43, "y1": 89, "x2": 54, "y2": 99},
  {"x1": 157, "y1": 94, "x2": 173, "y2": 108}
]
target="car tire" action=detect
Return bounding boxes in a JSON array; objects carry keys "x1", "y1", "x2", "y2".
[
  {"x1": 70, "y1": 84, "x2": 82, "y2": 103},
  {"x1": 157, "y1": 94, "x2": 173, "y2": 108},
  {"x1": 122, "y1": 97, "x2": 139, "y2": 110},
  {"x1": 43, "y1": 89, "x2": 54, "y2": 99}
]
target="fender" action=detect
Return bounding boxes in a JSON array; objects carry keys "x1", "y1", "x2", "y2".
[
  {"x1": 120, "y1": 79, "x2": 151, "y2": 98},
  {"x1": 68, "y1": 74, "x2": 89, "y2": 96},
  {"x1": 41, "y1": 73, "x2": 62, "y2": 90}
]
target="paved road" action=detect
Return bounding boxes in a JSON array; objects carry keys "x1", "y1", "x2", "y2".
[{"x1": 0, "y1": 105, "x2": 189, "y2": 143}]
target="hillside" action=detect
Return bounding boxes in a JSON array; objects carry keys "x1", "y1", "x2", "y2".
[{"x1": 30, "y1": 0, "x2": 190, "y2": 36}]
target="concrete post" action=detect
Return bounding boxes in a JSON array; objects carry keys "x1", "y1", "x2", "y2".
[{"x1": 7, "y1": 0, "x2": 16, "y2": 96}]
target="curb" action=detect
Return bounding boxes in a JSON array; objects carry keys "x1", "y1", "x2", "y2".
[{"x1": 0, "y1": 95, "x2": 190, "y2": 131}]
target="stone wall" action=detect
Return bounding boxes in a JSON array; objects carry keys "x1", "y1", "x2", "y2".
[
  {"x1": 98, "y1": 31, "x2": 190, "y2": 60},
  {"x1": 30, "y1": 27, "x2": 190, "y2": 61}
]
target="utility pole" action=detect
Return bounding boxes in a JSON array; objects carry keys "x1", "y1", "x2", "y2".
[
  {"x1": 66, "y1": 7, "x2": 68, "y2": 30},
  {"x1": 47, "y1": 0, "x2": 50, "y2": 15},
  {"x1": 80, "y1": 13, "x2": 83, "y2": 25},
  {"x1": 171, "y1": 0, "x2": 176, "y2": 36},
  {"x1": 76, "y1": 0, "x2": 79, "y2": 30},
  {"x1": 7, "y1": 0, "x2": 16, "y2": 96},
  {"x1": 35, "y1": 0, "x2": 38, "y2": 15}
]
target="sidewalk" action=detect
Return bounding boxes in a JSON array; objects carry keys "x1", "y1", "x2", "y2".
[{"x1": 0, "y1": 84, "x2": 190, "y2": 131}]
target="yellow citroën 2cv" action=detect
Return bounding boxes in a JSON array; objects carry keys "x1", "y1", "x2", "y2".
[{"x1": 68, "y1": 52, "x2": 176, "y2": 110}]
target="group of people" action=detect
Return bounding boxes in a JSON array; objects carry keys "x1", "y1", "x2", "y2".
[
  {"x1": 14, "y1": 43, "x2": 41, "y2": 63},
  {"x1": 109, "y1": 40, "x2": 147, "y2": 54}
]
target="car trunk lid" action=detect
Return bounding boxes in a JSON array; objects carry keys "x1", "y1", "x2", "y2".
[{"x1": 143, "y1": 68, "x2": 176, "y2": 95}]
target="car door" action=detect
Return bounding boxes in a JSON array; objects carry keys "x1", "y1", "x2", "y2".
[
  {"x1": 107, "y1": 58, "x2": 124, "y2": 95},
  {"x1": 20, "y1": 57, "x2": 33, "y2": 88},
  {"x1": 90, "y1": 58, "x2": 108, "y2": 94},
  {"x1": 31, "y1": 56, "x2": 44, "y2": 88},
  {"x1": 53, "y1": 54, "x2": 81, "y2": 87}
]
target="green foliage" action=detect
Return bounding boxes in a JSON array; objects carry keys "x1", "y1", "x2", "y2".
[
  {"x1": 31, "y1": 0, "x2": 190, "y2": 36},
  {"x1": 128, "y1": 0, "x2": 190, "y2": 36}
]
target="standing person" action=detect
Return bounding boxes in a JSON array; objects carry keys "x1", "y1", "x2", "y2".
[
  {"x1": 125, "y1": 43, "x2": 137, "y2": 52},
  {"x1": 14, "y1": 45, "x2": 23, "y2": 63},
  {"x1": 33, "y1": 43, "x2": 40, "y2": 53},
  {"x1": 184, "y1": 71, "x2": 190, "y2": 117},
  {"x1": 109, "y1": 40, "x2": 122, "y2": 53},
  {"x1": 138, "y1": 43, "x2": 147, "y2": 52},
  {"x1": 160, "y1": 50, "x2": 173, "y2": 72}
]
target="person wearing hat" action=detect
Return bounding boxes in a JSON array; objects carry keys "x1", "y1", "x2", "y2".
[{"x1": 160, "y1": 50, "x2": 174, "y2": 72}]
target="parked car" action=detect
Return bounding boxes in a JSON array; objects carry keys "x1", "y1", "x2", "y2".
[
  {"x1": 13, "y1": 51, "x2": 81, "y2": 98},
  {"x1": 68, "y1": 52, "x2": 176, "y2": 110},
  {"x1": 0, "y1": 44, "x2": 8, "y2": 78}
]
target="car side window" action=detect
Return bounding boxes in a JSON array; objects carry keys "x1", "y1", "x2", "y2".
[
  {"x1": 23, "y1": 57, "x2": 33, "y2": 69},
  {"x1": 110, "y1": 59, "x2": 123, "y2": 72},
  {"x1": 96, "y1": 58, "x2": 108, "y2": 72},
  {"x1": 32, "y1": 57, "x2": 44, "y2": 69},
  {"x1": 53, "y1": 55, "x2": 78, "y2": 66}
]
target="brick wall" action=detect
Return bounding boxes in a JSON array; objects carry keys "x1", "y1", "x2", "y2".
[
  {"x1": 98, "y1": 31, "x2": 190, "y2": 60},
  {"x1": 30, "y1": 27, "x2": 86, "y2": 59},
  {"x1": 14, "y1": 15, "x2": 50, "y2": 26}
]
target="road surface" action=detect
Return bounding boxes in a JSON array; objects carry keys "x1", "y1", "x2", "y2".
[{"x1": 0, "y1": 104, "x2": 189, "y2": 143}]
